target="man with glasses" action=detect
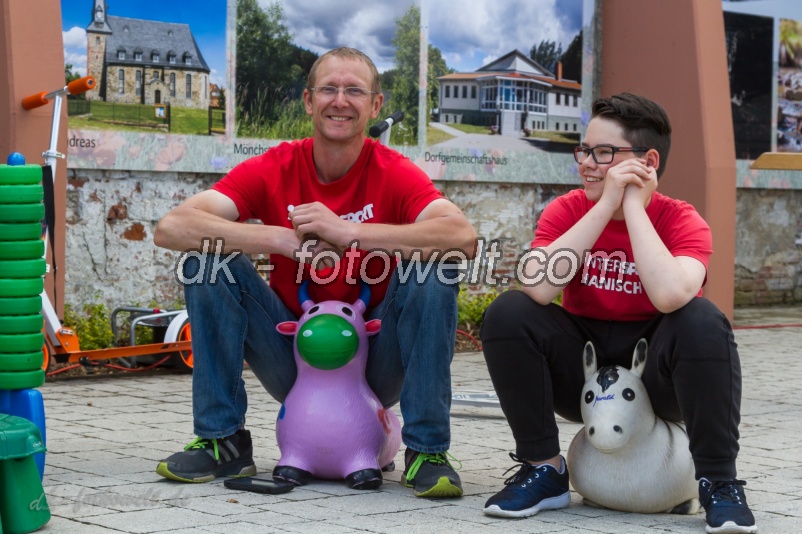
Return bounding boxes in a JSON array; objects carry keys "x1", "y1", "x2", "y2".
[
  {"x1": 153, "y1": 47, "x2": 475, "y2": 498},
  {"x1": 480, "y1": 93, "x2": 757, "y2": 533}
]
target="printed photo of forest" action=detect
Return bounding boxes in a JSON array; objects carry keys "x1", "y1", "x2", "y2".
[{"x1": 235, "y1": 0, "x2": 583, "y2": 146}]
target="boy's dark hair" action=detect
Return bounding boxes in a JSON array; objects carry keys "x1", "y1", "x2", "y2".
[{"x1": 592, "y1": 93, "x2": 672, "y2": 178}]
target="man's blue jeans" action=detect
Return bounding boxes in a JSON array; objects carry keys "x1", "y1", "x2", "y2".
[{"x1": 181, "y1": 253, "x2": 459, "y2": 454}]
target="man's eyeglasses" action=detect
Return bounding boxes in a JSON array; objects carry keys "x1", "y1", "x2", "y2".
[
  {"x1": 573, "y1": 145, "x2": 649, "y2": 164},
  {"x1": 308, "y1": 86, "x2": 377, "y2": 101}
]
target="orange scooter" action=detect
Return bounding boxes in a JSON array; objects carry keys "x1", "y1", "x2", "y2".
[{"x1": 21, "y1": 76, "x2": 193, "y2": 376}]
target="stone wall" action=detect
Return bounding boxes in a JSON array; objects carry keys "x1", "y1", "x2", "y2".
[
  {"x1": 64, "y1": 169, "x2": 218, "y2": 311},
  {"x1": 62, "y1": 169, "x2": 802, "y2": 311},
  {"x1": 734, "y1": 189, "x2": 802, "y2": 305}
]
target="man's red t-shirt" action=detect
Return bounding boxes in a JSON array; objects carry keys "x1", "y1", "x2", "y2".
[
  {"x1": 213, "y1": 138, "x2": 443, "y2": 317},
  {"x1": 532, "y1": 189, "x2": 713, "y2": 321}
]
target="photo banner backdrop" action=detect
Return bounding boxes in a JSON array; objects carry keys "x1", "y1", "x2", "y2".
[
  {"x1": 61, "y1": 0, "x2": 802, "y2": 189},
  {"x1": 722, "y1": 0, "x2": 802, "y2": 188},
  {"x1": 61, "y1": 0, "x2": 590, "y2": 185}
]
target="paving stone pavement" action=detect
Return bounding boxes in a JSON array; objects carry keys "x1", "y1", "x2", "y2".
[{"x1": 30, "y1": 308, "x2": 802, "y2": 533}]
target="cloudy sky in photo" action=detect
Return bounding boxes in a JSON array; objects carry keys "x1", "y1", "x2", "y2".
[
  {"x1": 60, "y1": 0, "x2": 583, "y2": 89},
  {"x1": 273, "y1": 0, "x2": 584, "y2": 73},
  {"x1": 61, "y1": 1, "x2": 227, "y2": 86}
]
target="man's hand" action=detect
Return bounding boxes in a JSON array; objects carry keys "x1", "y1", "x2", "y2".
[
  {"x1": 289, "y1": 202, "x2": 354, "y2": 249},
  {"x1": 292, "y1": 237, "x2": 343, "y2": 270}
]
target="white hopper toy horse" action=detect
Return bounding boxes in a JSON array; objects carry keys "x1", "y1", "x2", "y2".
[{"x1": 567, "y1": 339, "x2": 700, "y2": 514}]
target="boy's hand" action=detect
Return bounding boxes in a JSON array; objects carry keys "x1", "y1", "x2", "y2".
[
  {"x1": 600, "y1": 158, "x2": 655, "y2": 212},
  {"x1": 622, "y1": 160, "x2": 657, "y2": 209}
]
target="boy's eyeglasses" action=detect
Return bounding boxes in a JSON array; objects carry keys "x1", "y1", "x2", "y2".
[
  {"x1": 308, "y1": 86, "x2": 377, "y2": 101},
  {"x1": 574, "y1": 145, "x2": 649, "y2": 164}
]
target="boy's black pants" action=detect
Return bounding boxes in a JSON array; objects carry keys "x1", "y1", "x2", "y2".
[{"x1": 480, "y1": 291, "x2": 742, "y2": 480}]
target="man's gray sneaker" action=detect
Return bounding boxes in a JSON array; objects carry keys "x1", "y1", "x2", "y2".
[{"x1": 157, "y1": 428, "x2": 256, "y2": 483}]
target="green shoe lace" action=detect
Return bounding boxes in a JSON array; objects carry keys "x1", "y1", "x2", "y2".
[
  {"x1": 184, "y1": 436, "x2": 220, "y2": 461},
  {"x1": 406, "y1": 451, "x2": 462, "y2": 481}
]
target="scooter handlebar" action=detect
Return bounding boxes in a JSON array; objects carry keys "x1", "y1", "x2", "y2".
[
  {"x1": 22, "y1": 92, "x2": 49, "y2": 110},
  {"x1": 67, "y1": 76, "x2": 96, "y2": 95},
  {"x1": 21, "y1": 76, "x2": 96, "y2": 110},
  {"x1": 369, "y1": 110, "x2": 405, "y2": 138}
]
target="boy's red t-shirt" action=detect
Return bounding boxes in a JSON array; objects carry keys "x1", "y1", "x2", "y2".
[
  {"x1": 532, "y1": 189, "x2": 713, "y2": 321},
  {"x1": 212, "y1": 137, "x2": 443, "y2": 317}
]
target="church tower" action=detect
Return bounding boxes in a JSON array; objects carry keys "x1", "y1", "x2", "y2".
[{"x1": 86, "y1": 0, "x2": 112, "y2": 100}]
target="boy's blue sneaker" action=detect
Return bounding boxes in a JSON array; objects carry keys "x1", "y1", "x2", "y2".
[
  {"x1": 483, "y1": 453, "x2": 570, "y2": 518},
  {"x1": 698, "y1": 478, "x2": 758, "y2": 533}
]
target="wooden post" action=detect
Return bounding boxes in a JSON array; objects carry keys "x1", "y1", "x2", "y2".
[
  {"x1": 0, "y1": 0, "x2": 68, "y2": 316},
  {"x1": 601, "y1": 0, "x2": 737, "y2": 320}
]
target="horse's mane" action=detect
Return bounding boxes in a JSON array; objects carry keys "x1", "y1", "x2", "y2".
[{"x1": 596, "y1": 365, "x2": 620, "y2": 392}]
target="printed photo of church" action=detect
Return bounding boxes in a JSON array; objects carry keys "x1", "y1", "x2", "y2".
[{"x1": 85, "y1": 0, "x2": 211, "y2": 109}]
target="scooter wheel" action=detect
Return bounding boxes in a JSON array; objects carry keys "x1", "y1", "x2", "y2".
[
  {"x1": 41, "y1": 342, "x2": 51, "y2": 374},
  {"x1": 171, "y1": 319, "x2": 193, "y2": 373}
]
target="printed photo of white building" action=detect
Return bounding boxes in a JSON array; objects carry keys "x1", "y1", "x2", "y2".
[{"x1": 437, "y1": 50, "x2": 581, "y2": 137}]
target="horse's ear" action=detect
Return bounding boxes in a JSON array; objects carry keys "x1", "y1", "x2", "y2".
[
  {"x1": 631, "y1": 338, "x2": 648, "y2": 378},
  {"x1": 583, "y1": 341, "x2": 597, "y2": 381}
]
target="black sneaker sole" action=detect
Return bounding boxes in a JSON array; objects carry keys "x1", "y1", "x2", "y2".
[{"x1": 156, "y1": 459, "x2": 257, "y2": 483}]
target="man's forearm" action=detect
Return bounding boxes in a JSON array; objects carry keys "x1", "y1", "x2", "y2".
[
  {"x1": 349, "y1": 215, "x2": 477, "y2": 260},
  {"x1": 154, "y1": 207, "x2": 296, "y2": 256}
]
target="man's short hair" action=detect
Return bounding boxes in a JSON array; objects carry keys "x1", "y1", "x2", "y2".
[
  {"x1": 307, "y1": 47, "x2": 381, "y2": 95},
  {"x1": 592, "y1": 93, "x2": 672, "y2": 178}
]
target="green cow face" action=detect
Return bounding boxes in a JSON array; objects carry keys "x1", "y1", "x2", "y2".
[{"x1": 295, "y1": 314, "x2": 358, "y2": 370}]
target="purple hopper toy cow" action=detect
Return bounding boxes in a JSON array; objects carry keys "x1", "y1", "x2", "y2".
[{"x1": 272, "y1": 281, "x2": 402, "y2": 489}]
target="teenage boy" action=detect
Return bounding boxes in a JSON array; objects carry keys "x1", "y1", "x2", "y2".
[{"x1": 481, "y1": 93, "x2": 757, "y2": 533}]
